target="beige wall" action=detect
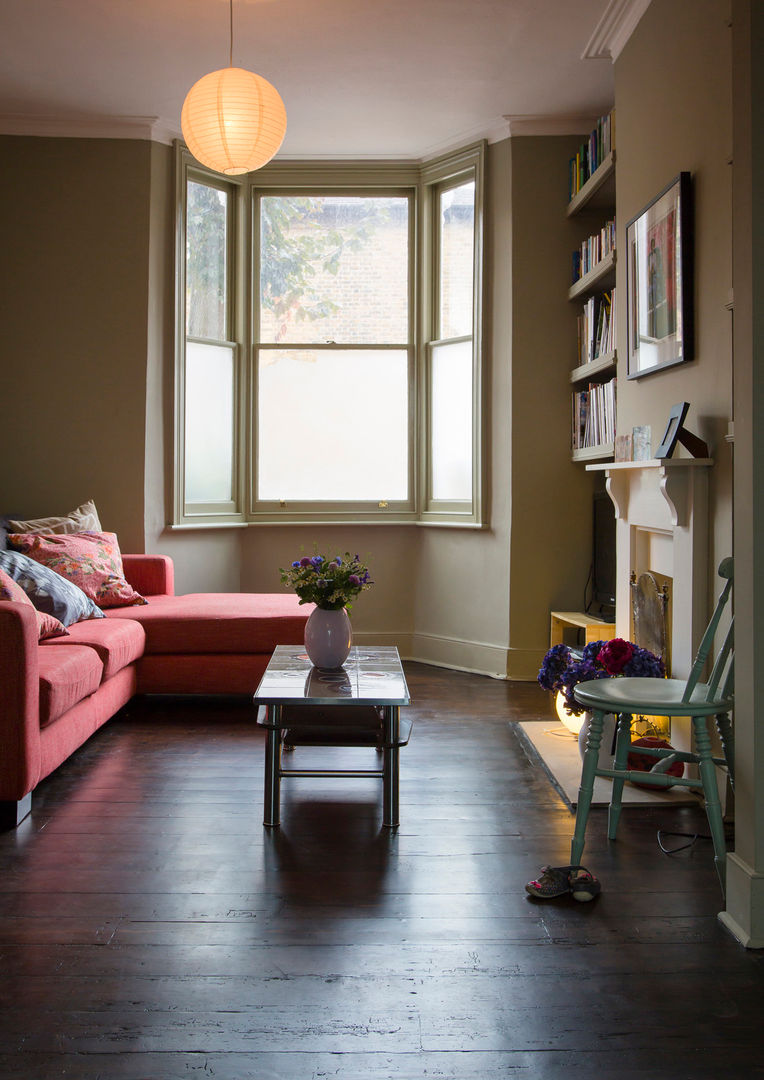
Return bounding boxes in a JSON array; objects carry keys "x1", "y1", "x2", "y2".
[
  {"x1": 0, "y1": 136, "x2": 152, "y2": 553},
  {"x1": 507, "y1": 135, "x2": 600, "y2": 678},
  {"x1": 614, "y1": 0, "x2": 734, "y2": 588}
]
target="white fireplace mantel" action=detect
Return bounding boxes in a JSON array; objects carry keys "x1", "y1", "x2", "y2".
[
  {"x1": 589, "y1": 458, "x2": 714, "y2": 528},
  {"x1": 587, "y1": 457, "x2": 714, "y2": 683}
]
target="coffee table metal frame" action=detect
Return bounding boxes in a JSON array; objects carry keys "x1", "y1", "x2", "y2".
[{"x1": 254, "y1": 646, "x2": 411, "y2": 828}]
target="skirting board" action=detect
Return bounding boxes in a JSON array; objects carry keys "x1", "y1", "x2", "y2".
[{"x1": 513, "y1": 720, "x2": 700, "y2": 811}]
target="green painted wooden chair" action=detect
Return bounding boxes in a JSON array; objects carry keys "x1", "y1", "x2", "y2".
[{"x1": 571, "y1": 557, "x2": 734, "y2": 891}]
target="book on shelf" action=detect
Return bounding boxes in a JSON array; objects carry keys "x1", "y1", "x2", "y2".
[
  {"x1": 568, "y1": 110, "x2": 615, "y2": 201},
  {"x1": 571, "y1": 219, "x2": 616, "y2": 283},
  {"x1": 576, "y1": 288, "x2": 617, "y2": 367},
  {"x1": 571, "y1": 377, "x2": 617, "y2": 450}
]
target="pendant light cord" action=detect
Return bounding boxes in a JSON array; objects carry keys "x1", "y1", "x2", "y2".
[{"x1": 229, "y1": 0, "x2": 233, "y2": 67}]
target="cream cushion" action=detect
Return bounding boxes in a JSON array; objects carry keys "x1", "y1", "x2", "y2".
[{"x1": 8, "y1": 499, "x2": 102, "y2": 535}]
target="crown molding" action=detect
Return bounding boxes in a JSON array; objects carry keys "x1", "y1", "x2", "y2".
[
  {"x1": 582, "y1": 0, "x2": 652, "y2": 61},
  {"x1": 275, "y1": 117, "x2": 509, "y2": 164},
  {"x1": 0, "y1": 113, "x2": 177, "y2": 143},
  {"x1": 503, "y1": 114, "x2": 597, "y2": 137},
  {"x1": 0, "y1": 110, "x2": 507, "y2": 160},
  {"x1": 419, "y1": 115, "x2": 511, "y2": 158}
]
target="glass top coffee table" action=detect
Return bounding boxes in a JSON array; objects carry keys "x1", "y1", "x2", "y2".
[{"x1": 254, "y1": 645, "x2": 411, "y2": 828}]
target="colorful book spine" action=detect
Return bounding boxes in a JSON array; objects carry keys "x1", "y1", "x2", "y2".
[{"x1": 567, "y1": 110, "x2": 615, "y2": 202}]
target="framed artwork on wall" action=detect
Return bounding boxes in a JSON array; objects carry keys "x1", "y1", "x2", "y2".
[{"x1": 626, "y1": 172, "x2": 693, "y2": 379}]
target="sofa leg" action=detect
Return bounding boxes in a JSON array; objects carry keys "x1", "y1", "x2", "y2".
[{"x1": 0, "y1": 794, "x2": 32, "y2": 830}]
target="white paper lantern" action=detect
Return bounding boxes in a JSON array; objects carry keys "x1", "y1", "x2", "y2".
[{"x1": 181, "y1": 66, "x2": 287, "y2": 176}]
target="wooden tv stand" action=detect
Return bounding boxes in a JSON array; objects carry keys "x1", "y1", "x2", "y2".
[{"x1": 550, "y1": 611, "x2": 615, "y2": 648}]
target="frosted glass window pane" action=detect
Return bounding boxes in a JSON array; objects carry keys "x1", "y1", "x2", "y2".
[
  {"x1": 259, "y1": 196, "x2": 409, "y2": 345},
  {"x1": 431, "y1": 340, "x2": 472, "y2": 501},
  {"x1": 439, "y1": 181, "x2": 475, "y2": 340},
  {"x1": 186, "y1": 181, "x2": 227, "y2": 340},
  {"x1": 185, "y1": 342, "x2": 235, "y2": 503},
  {"x1": 258, "y1": 349, "x2": 408, "y2": 501}
]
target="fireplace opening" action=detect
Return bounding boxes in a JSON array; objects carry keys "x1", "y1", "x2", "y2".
[{"x1": 630, "y1": 569, "x2": 672, "y2": 739}]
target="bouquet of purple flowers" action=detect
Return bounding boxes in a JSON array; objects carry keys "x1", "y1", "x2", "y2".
[
  {"x1": 280, "y1": 550, "x2": 373, "y2": 611},
  {"x1": 538, "y1": 637, "x2": 665, "y2": 717}
]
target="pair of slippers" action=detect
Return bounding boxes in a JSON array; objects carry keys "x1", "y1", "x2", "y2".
[{"x1": 525, "y1": 864, "x2": 601, "y2": 902}]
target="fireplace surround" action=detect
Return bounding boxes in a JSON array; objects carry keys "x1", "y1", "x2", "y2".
[{"x1": 587, "y1": 457, "x2": 714, "y2": 752}]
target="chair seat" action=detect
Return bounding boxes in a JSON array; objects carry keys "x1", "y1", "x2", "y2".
[{"x1": 574, "y1": 676, "x2": 734, "y2": 716}]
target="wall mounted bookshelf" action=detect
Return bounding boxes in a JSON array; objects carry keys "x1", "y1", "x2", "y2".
[
  {"x1": 566, "y1": 150, "x2": 615, "y2": 216},
  {"x1": 568, "y1": 249, "x2": 616, "y2": 302},
  {"x1": 567, "y1": 118, "x2": 616, "y2": 463}
]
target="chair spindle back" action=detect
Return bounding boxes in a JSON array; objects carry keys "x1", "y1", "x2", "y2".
[{"x1": 682, "y1": 558, "x2": 734, "y2": 704}]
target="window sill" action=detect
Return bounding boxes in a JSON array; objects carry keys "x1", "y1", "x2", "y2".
[{"x1": 169, "y1": 518, "x2": 488, "y2": 531}]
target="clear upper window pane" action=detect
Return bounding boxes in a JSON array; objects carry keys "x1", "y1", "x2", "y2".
[
  {"x1": 186, "y1": 181, "x2": 228, "y2": 340},
  {"x1": 184, "y1": 341, "x2": 235, "y2": 503},
  {"x1": 431, "y1": 339, "x2": 472, "y2": 501},
  {"x1": 439, "y1": 181, "x2": 475, "y2": 340},
  {"x1": 258, "y1": 348, "x2": 408, "y2": 500},
  {"x1": 259, "y1": 196, "x2": 409, "y2": 345}
]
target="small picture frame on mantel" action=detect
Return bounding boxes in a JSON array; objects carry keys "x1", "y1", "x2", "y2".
[
  {"x1": 655, "y1": 401, "x2": 710, "y2": 459},
  {"x1": 626, "y1": 172, "x2": 693, "y2": 379}
]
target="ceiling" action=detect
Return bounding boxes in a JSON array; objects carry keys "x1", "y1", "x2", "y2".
[{"x1": 0, "y1": 0, "x2": 630, "y2": 160}]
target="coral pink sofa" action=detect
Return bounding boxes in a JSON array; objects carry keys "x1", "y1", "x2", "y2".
[{"x1": 0, "y1": 553, "x2": 310, "y2": 828}]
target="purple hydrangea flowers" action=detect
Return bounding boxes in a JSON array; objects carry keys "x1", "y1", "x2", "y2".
[{"x1": 538, "y1": 637, "x2": 665, "y2": 716}]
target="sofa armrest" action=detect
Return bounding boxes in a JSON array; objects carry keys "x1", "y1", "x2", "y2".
[
  {"x1": 122, "y1": 554, "x2": 175, "y2": 597},
  {"x1": 0, "y1": 601, "x2": 42, "y2": 802}
]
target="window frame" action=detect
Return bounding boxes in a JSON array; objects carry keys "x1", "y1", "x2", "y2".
[
  {"x1": 420, "y1": 146, "x2": 485, "y2": 525},
  {"x1": 174, "y1": 156, "x2": 249, "y2": 525},
  {"x1": 248, "y1": 180, "x2": 418, "y2": 524},
  {"x1": 173, "y1": 144, "x2": 485, "y2": 528}
]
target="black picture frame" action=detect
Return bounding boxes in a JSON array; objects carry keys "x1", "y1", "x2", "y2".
[
  {"x1": 655, "y1": 402, "x2": 690, "y2": 458},
  {"x1": 626, "y1": 172, "x2": 693, "y2": 379}
]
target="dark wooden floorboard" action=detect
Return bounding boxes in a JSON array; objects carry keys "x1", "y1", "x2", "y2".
[{"x1": 0, "y1": 662, "x2": 762, "y2": 1077}]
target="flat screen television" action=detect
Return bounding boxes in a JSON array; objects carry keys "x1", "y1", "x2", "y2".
[{"x1": 590, "y1": 491, "x2": 616, "y2": 616}]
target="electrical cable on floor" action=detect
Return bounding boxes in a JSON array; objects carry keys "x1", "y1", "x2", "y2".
[{"x1": 657, "y1": 829, "x2": 711, "y2": 854}]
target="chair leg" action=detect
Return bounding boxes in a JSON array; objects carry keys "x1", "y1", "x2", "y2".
[
  {"x1": 693, "y1": 715, "x2": 727, "y2": 893},
  {"x1": 571, "y1": 709, "x2": 605, "y2": 866},
  {"x1": 608, "y1": 712, "x2": 632, "y2": 841},
  {"x1": 715, "y1": 711, "x2": 734, "y2": 789}
]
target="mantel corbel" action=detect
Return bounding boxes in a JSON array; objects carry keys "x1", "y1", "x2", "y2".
[
  {"x1": 658, "y1": 465, "x2": 687, "y2": 526},
  {"x1": 604, "y1": 471, "x2": 629, "y2": 519}
]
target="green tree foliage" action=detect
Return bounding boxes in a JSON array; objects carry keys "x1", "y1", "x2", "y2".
[
  {"x1": 260, "y1": 196, "x2": 385, "y2": 342},
  {"x1": 186, "y1": 184, "x2": 387, "y2": 344},
  {"x1": 186, "y1": 182, "x2": 227, "y2": 340}
]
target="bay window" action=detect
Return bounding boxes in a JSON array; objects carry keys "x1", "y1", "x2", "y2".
[{"x1": 175, "y1": 146, "x2": 484, "y2": 526}]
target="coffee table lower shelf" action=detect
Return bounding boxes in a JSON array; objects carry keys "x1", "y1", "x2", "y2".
[{"x1": 257, "y1": 706, "x2": 413, "y2": 828}]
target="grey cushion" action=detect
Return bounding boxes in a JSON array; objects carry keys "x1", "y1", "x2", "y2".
[{"x1": 0, "y1": 550, "x2": 105, "y2": 626}]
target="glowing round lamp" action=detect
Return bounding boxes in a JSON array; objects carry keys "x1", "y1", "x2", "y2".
[
  {"x1": 555, "y1": 691, "x2": 584, "y2": 735},
  {"x1": 181, "y1": 66, "x2": 287, "y2": 176}
]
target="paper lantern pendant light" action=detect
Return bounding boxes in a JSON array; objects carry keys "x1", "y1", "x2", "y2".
[{"x1": 181, "y1": 2, "x2": 286, "y2": 176}]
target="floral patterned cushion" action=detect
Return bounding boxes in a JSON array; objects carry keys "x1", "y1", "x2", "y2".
[
  {"x1": 8, "y1": 531, "x2": 147, "y2": 609},
  {"x1": 0, "y1": 566, "x2": 69, "y2": 639}
]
